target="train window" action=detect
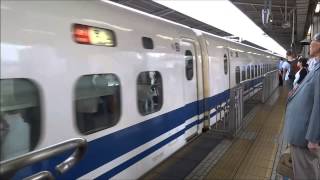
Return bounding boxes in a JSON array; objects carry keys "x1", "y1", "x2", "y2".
[
  {"x1": 137, "y1": 71, "x2": 163, "y2": 115},
  {"x1": 247, "y1": 66, "x2": 250, "y2": 79},
  {"x1": 142, "y1": 37, "x2": 154, "y2": 49},
  {"x1": 185, "y1": 50, "x2": 194, "y2": 80},
  {"x1": 241, "y1": 66, "x2": 246, "y2": 81},
  {"x1": 224, "y1": 54, "x2": 228, "y2": 75},
  {"x1": 75, "y1": 74, "x2": 121, "y2": 135},
  {"x1": 255, "y1": 65, "x2": 258, "y2": 77},
  {"x1": 235, "y1": 66, "x2": 241, "y2": 84},
  {"x1": 259, "y1": 65, "x2": 261, "y2": 75},
  {"x1": 251, "y1": 65, "x2": 254, "y2": 78},
  {"x1": 0, "y1": 79, "x2": 41, "y2": 161}
]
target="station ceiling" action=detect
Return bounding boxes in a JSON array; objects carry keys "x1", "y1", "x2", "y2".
[{"x1": 112, "y1": 0, "x2": 318, "y2": 52}]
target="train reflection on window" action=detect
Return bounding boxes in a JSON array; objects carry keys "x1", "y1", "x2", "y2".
[
  {"x1": 0, "y1": 79, "x2": 41, "y2": 161},
  {"x1": 251, "y1": 65, "x2": 255, "y2": 78},
  {"x1": 235, "y1": 66, "x2": 240, "y2": 84},
  {"x1": 247, "y1": 66, "x2": 250, "y2": 79},
  {"x1": 241, "y1": 66, "x2": 246, "y2": 81},
  {"x1": 185, "y1": 50, "x2": 194, "y2": 80},
  {"x1": 75, "y1": 74, "x2": 121, "y2": 135},
  {"x1": 255, "y1": 65, "x2": 258, "y2": 77},
  {"x1": 137, "y1": 71, "x2": 163, "y2": 115}
]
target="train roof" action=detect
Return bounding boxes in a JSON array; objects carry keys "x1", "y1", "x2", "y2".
[
  {"x1": 106, "y1": 0, "x2": 281, "y2": 59},
  {"x1": 198, "y1": 30, "x2": 281, "y2": 59}
]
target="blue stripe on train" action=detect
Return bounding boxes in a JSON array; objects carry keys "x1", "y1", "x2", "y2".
[
  {"x1": 97, "y1": 126, "x2": 186, "y2": 179},
  {"x1": 96, "y1": 106, "x2": 221, "y2": 179},
  {"x1": 13, "y1": 90, "x2": 230, "y2": 180}
]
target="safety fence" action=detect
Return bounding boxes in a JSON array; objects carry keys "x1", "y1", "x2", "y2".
[
  {"x1": 211, "y1": 70, "x2": 279, "y2": 137},
  {"x1": 262, "y1": 70, "x2": 279, "y2": 103}
]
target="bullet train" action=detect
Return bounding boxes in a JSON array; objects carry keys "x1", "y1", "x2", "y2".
[{"x1": 0, "y1": 0, "x2": 279, "y2": 179}]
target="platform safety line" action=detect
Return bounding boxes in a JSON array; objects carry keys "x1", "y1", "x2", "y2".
[
  {"x1": 202, "y1": 89, "x2": 280, "y2": 179},
  {"x1": 233, "y1": 89, "x2": 287, "y2": 179},
  {"x1": 270, "y1": 90, "x2": 289, "y2": 180}
]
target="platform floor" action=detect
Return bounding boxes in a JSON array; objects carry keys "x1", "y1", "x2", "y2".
[
  {"x1": 204, "y1": 89, "x2": 287, "y2": 180},
  {"x1": 141, "y1": 88, "x2": 288, "y2": 180}
]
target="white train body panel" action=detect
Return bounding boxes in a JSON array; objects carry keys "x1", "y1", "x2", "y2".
[{"x1": 0, "y1": 1, "x2": 278, "y2": 179}]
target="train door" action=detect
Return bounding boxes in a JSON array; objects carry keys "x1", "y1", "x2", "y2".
[{"x1": 180, "y1": 39, "x2": 199, "y2": 140}]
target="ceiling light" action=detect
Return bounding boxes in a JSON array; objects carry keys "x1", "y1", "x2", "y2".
[
  {"x1": 315, "y1": 2, "x2": 320, "y2": 13},
  {"x1": 154, "y1": 0, "x2": 286, "y2": 56}
]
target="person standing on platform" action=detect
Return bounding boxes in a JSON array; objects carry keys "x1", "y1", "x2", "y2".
[
  {"x1": 283, "y1": 33, "x2": 320, "y2": 180},
  {"x1": 279, "y1": 58, "x2": 284, "y2": 86},
  {"x1": 282, "y1": 52, "x2": 292, "y2": 90},
  {"x1": 308, "y1": 56, "x2": 319, "y2": 71},
  {"x1": 283, "y1": 51, "x2": 298, "y2": 90},
  {"x1": 293, "y1": 58, "x2": 308, "y2": 89}
]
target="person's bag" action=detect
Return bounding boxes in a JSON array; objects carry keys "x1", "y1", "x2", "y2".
[
  {"x1": 276, "y1": 147, "x2": 293, "y2": 179},
  {"x1": 288, "y1": 59, "x2": 298, "y2": 79}
]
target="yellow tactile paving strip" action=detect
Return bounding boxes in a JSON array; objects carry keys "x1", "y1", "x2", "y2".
[{"x1": 205, "y1": 89, "x2": 287, "y2": 180}]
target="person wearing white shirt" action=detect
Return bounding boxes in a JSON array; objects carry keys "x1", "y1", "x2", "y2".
[
  {"x1": 282, "y1": 50, "x2": 298, "y2": 90},
  {"x1": 282, "y1": 60, "x2": 290, "y2": 80},
  {"x1": 293, "y1": 58, "x2": 308, "y2": 89},
  {"x1": 282, "y1": 58, "x2": 291, "y2": 88}
]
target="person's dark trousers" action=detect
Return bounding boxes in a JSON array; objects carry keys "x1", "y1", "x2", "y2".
[
  {"x1": 285, "y1": 79, "x2": 294, "y2": 90},
  {"x1": 279, "y1": 74, "x2": 283, "y2": 86}
]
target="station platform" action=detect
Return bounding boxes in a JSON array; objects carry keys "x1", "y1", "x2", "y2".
[{"x1": 141, "y1": 88, "x2": 288, "y2": 180}]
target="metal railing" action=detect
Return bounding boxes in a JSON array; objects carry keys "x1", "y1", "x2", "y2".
[
  {"x1": 211, "y1": 70, "x2": 279, "y2": 137},
  {"x1": 229, "y1": 85, "x2": 244, "y2": 135},
  {"x1": 262, "y1": 70, "x2": 279, "y2": 103},
  {"x1": 210, "y1": 100, "x2": 231, "y2": 135},
  {"x1": 0, "y1": 138, "x2": 87, "y2": 180}
]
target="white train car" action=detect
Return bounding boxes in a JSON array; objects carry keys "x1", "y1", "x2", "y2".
[
  {"x1": 197, "y1": 31, "x2": 278, "y2": 125},
  {"x1": 0, "y1": 0, "x2": 278, "y2": 179}
]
